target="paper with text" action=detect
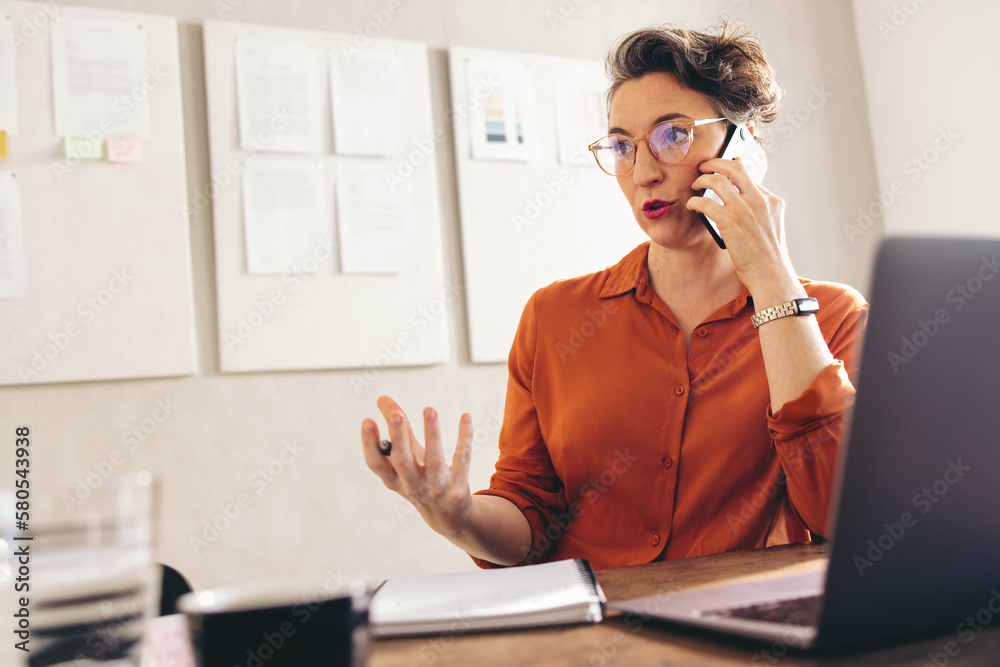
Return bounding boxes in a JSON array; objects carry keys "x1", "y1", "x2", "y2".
[
  {"x1": 0, "y1": 16, "x2": 18, "y2": 136},
  {"x1": 0, "y1": 171, "x2": 26, "y2": 299},
  {"x1": 51, "y1": 16, "x2": 152, "y2": 138},
  {"x1": 330, "y1": 48, "x2": 406, "y2": 156},
  {"x1": 235, "y1": 39, "x2": 323, "y2": 154},
  {"x1": 553, "y1": 60, "x2": 607, "y2": 167},
  {"x1": 465, "y1": 57, "x2": 541, "y2": 162},
  {"x1": 336, "y1": 160, "x2": 416, "y2": 274},
  {"x1": 241, "y1": 159, "x2": 333, "y2": 275}
]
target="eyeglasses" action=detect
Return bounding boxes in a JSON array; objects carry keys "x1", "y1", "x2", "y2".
[{"x1": 588, "y1": 117, "x2": 727, "y2": 176}]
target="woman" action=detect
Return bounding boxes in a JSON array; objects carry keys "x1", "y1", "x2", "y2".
[{"x1": 361, "y1": 21, "x2": 867, "y2": 570}]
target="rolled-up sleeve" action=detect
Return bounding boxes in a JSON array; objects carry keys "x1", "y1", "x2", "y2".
[
  {"x1": 768, "y1": 303, "x2": 869, "y2": 537},
  {"x1": 471, "y1": 292, "x2": 568, "y2": 568}
]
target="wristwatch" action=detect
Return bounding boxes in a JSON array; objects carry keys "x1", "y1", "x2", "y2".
[{"x1": 751, "y1": 297, "x2": 820, "y2": 328}]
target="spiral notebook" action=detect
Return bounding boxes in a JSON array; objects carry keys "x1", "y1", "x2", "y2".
[{"x1": 368, "y1": 558, "x2": 605, "y2": 637}]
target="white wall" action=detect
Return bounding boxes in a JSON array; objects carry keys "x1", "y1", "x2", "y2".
[
  {"x1": 0, "y1": 0, "x2": 878, "y2": 593},
  {"x1": 852, "y1": 0, "x2": 1000, "y2": 238}
]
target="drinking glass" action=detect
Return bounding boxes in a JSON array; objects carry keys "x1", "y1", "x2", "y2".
[{"x1": 1, "y1": 471, "x2": 158, "y2": 667}]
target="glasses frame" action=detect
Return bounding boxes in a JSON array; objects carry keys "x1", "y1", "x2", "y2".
[{"x1": 588, "y1": 117, "x2": 727, "y2": 176}]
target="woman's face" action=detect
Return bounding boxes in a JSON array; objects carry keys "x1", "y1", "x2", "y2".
[{"x1": 608, "y1": 71, "x2": 729, "y2": 250}]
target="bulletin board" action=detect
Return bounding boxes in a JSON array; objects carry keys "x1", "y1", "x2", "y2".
[
  {"x1": 203, "y1": 21, "x2": 447, "y2": 373},
  {"x1": 448, "y1": 47, "x2": 647, "y2": 363},
  {"x1": 0, "y1": 1, "x2": 197, "y2": 386}
]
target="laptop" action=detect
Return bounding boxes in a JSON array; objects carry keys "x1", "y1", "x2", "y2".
[{"x1": 611, "y1": 237, "x2": 1000, "y2": 651}]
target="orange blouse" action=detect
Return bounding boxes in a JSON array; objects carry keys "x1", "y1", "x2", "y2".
[{"x1": 473, "y1": 242, "x2": 868, "y2": 570}]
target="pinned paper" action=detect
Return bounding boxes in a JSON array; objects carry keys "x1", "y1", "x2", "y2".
[
  {"x1": 242, "y1": 159, "x2": 332, "y2": 275},
  {"x1": 0, "y1": 170, "x2": 26, "y2": 299},
  {"x1": 0, "y1": 17, "x2": 18, "y2": 136},
  {"x1": 235, "y1": 39, "x2": 323, "y2": 154},
  {"x1": 336, "y1": 159, "x2": 417, "y2": 274},
  {"x1": 330, "y1": 49, "x2": 406, "y2": 156},
  {"x1": 552, "y1": 60, "x2": 607, "y2": 166},
  {"x1": 65, "y1": 132, "x2": 104, "y2": 160},
  {"x1": 0, "y1": 131, "x2": 7, "y2": 159},
  {"x1": 464, "y1": 57, "x2": 541, "y2": 162},
  {"x1": 106, "y1": 134, "x2": 143, "y2": 163},
  {"x1": 51, "y1": 16, "x2": 151, "y2": 138}
]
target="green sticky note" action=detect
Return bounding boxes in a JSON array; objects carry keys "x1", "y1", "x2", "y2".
[
  {"x1": 0, "y1": 130, "x2": 7, "y2": 159},
  {"x1": 65, "y1": 132, "x2": 104, "y2": 160}
]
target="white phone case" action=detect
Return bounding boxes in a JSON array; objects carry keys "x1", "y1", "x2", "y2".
[{"x1": 700, "y1": 124, "x2": 768, "y2": 248}]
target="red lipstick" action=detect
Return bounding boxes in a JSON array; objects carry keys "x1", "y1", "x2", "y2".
[{"x1": 642, "y1": 199, "x2": 674, "y2": 219}]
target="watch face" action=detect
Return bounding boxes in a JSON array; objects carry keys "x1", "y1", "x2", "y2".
[{"x1": 798, "y1": 298, "x2": 820, "y2": 315}]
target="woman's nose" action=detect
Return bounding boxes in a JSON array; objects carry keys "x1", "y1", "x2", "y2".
[{"x1": 631, "y1": 139, "x2": 665, "y2": 186}]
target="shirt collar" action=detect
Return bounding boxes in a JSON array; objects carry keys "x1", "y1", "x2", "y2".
[
  {"x1": 599, "y1": 241, "x2": 754, "y2": 319},
  {"x1": 599, "y1": 242, "x2": 651, "y2": 299}
]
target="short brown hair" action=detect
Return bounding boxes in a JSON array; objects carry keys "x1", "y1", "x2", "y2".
[{"x1": 605, "y1": 20, "x2": 782, "y2": 129}]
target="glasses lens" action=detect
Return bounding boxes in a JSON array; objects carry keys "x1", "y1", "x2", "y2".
[
  {"x1": 649, "y1": 121, "x2": 692, "y2": 164},
  {"x1": 593, "y1": 135, "x2": 634, "y2": 175}
]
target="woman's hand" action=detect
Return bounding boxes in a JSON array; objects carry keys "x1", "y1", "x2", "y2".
[
  {"x1": 361, "y1": 396, "x2": 475, "y2": 541},
  {"x1": 688, "y1": 156, "x2": 836, "y2": 410},
  {"x1": 362, "y1": 396, "x2": 533, "y2": 565},
  {"x1": 687, "y1": 156, "x2": 801, "y2": 302}
]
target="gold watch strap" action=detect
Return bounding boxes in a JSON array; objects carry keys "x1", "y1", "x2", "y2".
[{"x1": 751, "y1": 297, "x2": 819, "y2": 329}]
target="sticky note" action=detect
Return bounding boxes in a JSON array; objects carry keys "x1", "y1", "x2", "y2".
[
  {"x1": 0, "y1": 130, "x2": 7, "y2": 159},
  {"x1": 144, "y1": 615, "x2": 197, "y2": 667},
  {"x1": 106, "y1": 134, "x2": 143, "y2": 163},
  {"x1": 64, "y1": 131, "x2": 104, "y2": 160}
]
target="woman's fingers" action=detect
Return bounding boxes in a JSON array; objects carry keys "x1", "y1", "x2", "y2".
[
  {"x1": 366, "y1": 397, "x2": 474, "y2": 518},
  {"x1": 423, "y1": 407, "x2": 447, "y2": 472},
  {"x1": 383, "y1": 407, "x2": 423, "y2": 489},
  {"x1": 686, "y1": 183, "x2": 744, "y2": 227},
  {"x1": 450, "y1": 413, "x2": 474, "y2": 486},
  {"x1": 377, "y1": 396, "x2": 422, "y2": 449},
  {"x1": 377, "y1": 395, "x2": 425, "y2": 465},
  {"x1": 699, "y1": 156, "x2": 755, "y2": 195},
  {"x1": 361, "y1": 418, "x2": 398, "y2": 486},
  {"x1": 690, "y1": 157, "x2": 781, "y2": 242},
  {"x1": 693, "y1": 172, "x2": 740, "y2": 202},
  {"x1": 691, "y1": 157, "x2": 765, "y2": 219}
]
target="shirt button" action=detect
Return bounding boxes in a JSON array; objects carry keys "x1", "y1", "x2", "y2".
[
  {"x1": 697, "y1": 328, "x2": 708, "y2": 337},
  {"x1": 674, "y1": 385, "x2": 686, "y2": 396},
  {"x1": 660, "y1": 457, "x2": 673, "y2": 469},
  {"x1": 651, "y1": 534, "x2": 661, "y2": 546}
]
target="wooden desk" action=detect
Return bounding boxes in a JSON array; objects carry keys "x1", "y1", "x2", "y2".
[{"x1": 368, "y1": 543, "x2": 1000, "y2": 666}]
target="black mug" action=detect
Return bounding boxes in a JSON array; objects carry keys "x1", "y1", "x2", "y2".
[{"x1": 178, "y1": 581, "x2": 369, "y2": 667}]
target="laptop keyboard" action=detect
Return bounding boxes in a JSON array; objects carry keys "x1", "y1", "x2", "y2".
[{"x1": 708, "y1": 594, "x2": 822, "y2": 626}]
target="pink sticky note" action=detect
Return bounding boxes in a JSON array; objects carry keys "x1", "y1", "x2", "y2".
[
  {"x1": 144, "y1": 615, "x2": 197, "y2": 667},
  {"x1": 106, "y1": 134, "x2": 143, "y2": 163}
]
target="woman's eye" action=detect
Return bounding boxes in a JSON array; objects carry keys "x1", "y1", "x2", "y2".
[
  {"x1": 664, "y1": 126, "x2": 688, "y2": 144},
  {"x1": 610, "y1": 138, "x2": 633, "y2": 158}
]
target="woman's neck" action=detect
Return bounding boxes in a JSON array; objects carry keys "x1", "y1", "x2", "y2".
[{"x1": 646, "y1": 241, "x2": 745, "y2": 339}]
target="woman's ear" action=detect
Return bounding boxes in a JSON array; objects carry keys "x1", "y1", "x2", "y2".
[{"x1": 746, "y1": 121, "x2": 756, "y2": 137}]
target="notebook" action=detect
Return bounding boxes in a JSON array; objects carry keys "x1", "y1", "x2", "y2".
[
  {"x1": 612, "y1": 237, "x2": 1000, "y2": 651},
  {"x1": 369, "y1": 558, "x2": 605, "y2": 637}
]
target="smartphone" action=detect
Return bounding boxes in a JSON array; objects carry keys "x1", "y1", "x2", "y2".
[{"x1": 698, "y1": 123, "x2": 767, "y2": 249}]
